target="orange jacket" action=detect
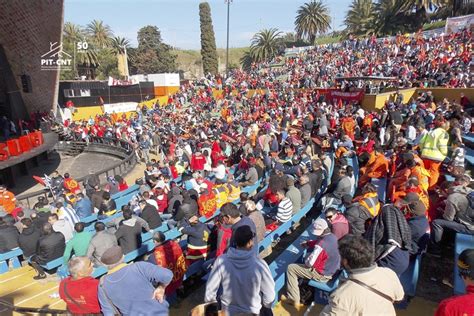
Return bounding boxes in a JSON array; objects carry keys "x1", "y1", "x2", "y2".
[
  {"x1": 355, "y1": 192, "x2": 381, "y2": 217},
  {"x1": 0, "y1": 190, "x2": 16, "y2": 213},
  {"x1": 341, "y1": 118, "x2": 356, "y2": 140}
]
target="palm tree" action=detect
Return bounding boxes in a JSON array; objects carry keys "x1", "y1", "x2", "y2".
[
  {"x1": 111, "y1": 36, "x2": 130, "y2": 55},
  {"x1": 249, "y1": 28, "x2": 283, "y2": 63},
  {"x1": 111, "y1": 36, "x2": 131, "y2": 77},
  {"x1": 344, "y1": 0, "x2": 376, "y2": 37},
  {"x1": 76, "y1": 48, "x2": 100, "y2": 79},
  {"x1": 373, "y1": 0, "x2": 418, "y2": 36},
  {"x1": 295, "y1": 1, "x2": 331, "y2": 43},
  {"x1": 240, "y1": 50, "x2": 254, "y2": 71},
  {"x1": 86, "y1": 20, "x2": 113, "y2": 49},
  {"x1": 63, "y1": 22, "x2": 84, "y2": 43}
]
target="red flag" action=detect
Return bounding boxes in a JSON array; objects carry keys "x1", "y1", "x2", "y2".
[{"x1": 33, "y1": 175, "x2": 46, "y2": 186}]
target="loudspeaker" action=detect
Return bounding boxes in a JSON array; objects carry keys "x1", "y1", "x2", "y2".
[{"x1": 21, "y1": 74, "x2": 32, "y2": 93}]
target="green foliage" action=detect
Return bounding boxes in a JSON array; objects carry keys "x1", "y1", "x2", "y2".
[
  {"x1": 249, "y1": 28, "x2": 283, "y2": 63},
  {"x1": 111, "y1": 37, "x2": 130, "y2": 55},
  {"x1": 344, "y1": 0, "x2": 376, "y2": 37},
  {"x1": 130, "y1": 25, "x2": 177, "y2": 74},
  {"x1": 295, "y1": 1, "x2": 332, "y2": 43},
  {"x1": 86, "y1": 20, "x2": 113, "y2": 49},
  {"x1": 281, "y1": 32, "x2": 310, "y2": 48},
  {"x1": 422, "y1": 20, "x2": 446, "y2": 30},
  {"x1": 199, "y1": 2, "x2": 218, "y2": 74}
]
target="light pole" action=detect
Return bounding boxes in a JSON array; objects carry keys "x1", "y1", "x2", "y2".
[{"x1": 225, "y1": 0, "x2": 232, "y2": 78}]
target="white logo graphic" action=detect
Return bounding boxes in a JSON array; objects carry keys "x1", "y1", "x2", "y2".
[{"x1": 41, "y1": 42, "x2": 72, "y2": 71}]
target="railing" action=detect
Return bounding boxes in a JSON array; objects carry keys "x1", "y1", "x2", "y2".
[{"x1": 17, "y1": 136, "x2": 137, "y2": 208}]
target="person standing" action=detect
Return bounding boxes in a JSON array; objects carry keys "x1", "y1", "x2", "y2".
[
  {"x1": 205, "y1": 225, "x2": 275, "y2": 315},
  {"x1": 419, "y1": 120, "x2": 449, "y2": 189},
  {"x1": 59, "y1": 257, "x2": 100, "y2": 314},
  {"x1": 320, "y1": 236, "x2": 404, "y2": 316},
  {"x1": 98, "y1": 246, "x2": 173, "y2": 315}
]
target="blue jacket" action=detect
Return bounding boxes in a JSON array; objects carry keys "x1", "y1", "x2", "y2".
[
  {"x1": 98, "y1": 262, "x2": 173, "y2": 316},
  {"x1": 74, "y1": 198, "x2": 93, "y2": 219}
]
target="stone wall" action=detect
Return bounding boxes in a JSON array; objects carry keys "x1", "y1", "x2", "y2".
[{"x1": 0, "y1": 0, "x2": 64, "y2": 115}]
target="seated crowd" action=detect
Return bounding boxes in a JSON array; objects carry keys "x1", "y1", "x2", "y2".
[{"x1": 0, "y1": 29, "x2": 473, "y2": 316}]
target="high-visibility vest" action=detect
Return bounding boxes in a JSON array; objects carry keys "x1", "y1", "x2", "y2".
[
  {"x1": 419, "y1": 128, "x2": 449, "y2": 162},
  {"x1": 359, "y1": 192, "x2": 381, "y2": 217},
  {"x1": 411, "y1": 165, "x2": 431, "y2": 192}
]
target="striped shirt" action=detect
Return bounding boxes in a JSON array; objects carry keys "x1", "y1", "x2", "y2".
[
  {"x1": 451, "y1": 147, "x2": 465, "y2": 168},
  {"x1": 276, "y1": 197, "x2": 293, "y2": 223}
]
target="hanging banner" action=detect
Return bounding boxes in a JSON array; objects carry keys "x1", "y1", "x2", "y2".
[
  {"x1": 327, "y1": 90, "x2": 365, "y2": 103},
  {"x1": 445, "y1": 14, "x2": 474, "y2": 34},
  {"x1": 103, "y1": 102, "x2": 139, "y2": 114}
]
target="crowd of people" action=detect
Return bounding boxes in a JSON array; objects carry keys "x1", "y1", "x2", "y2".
[{"x1": 0, "y1": 28, "x2": 473, "y2": 315}]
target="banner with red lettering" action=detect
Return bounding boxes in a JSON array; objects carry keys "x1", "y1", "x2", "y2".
[{"x1": 327, "y1": 90, "x2": 365, "y2": 103}]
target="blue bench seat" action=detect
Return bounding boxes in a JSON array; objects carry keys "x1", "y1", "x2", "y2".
[{"x1": 0, "y1": 247, "x2": 23, "y2": 274}]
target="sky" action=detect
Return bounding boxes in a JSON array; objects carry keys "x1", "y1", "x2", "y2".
[{"x1": 64, "y1": 0, "x2": 353, "y2": 50}]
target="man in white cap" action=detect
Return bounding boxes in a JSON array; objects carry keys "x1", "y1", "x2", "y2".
[{"x1": 281, "y1": 218, "x2": 340, "y2": 309}]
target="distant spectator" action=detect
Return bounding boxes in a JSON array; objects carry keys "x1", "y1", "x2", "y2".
[
  {"x1": 139, "y1": 200, "x2": 162, "y2": 230},
  {"x1": 18, "y1": 218, "x2": 41, "y2": 259},
  {"x1": 115, "y1": 207, "x2": 143, "y2": 254},
  {"x1": 48, "y1": 213, "x2": 73, "y2": 241},
  {"x1": 0, "y1": 215, "x2": 19, "y2": 253},
  {"x1": 86, "y1": 222, "x2": 117, "y2": 266},
  {"x1": 73, "y1": 193, "x2": 93, "y2": 219}
]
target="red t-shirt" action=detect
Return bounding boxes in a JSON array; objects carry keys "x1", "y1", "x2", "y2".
[
  {"x1": 59, "y1": 277, "x2": 100, "y2": 314},
  {"x1": 435, "y1": 285, "x2": 474, "y2": 316}
]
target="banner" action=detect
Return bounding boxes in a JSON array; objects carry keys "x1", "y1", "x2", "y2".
[
  {"x1": 103, "y1": 102, "x2": 139, "y2": 114},
  {"x1": 327, "y1": 90, "x2": 365, "y2": 103},
  {"x1": 445, "y1": 14, "x2": 474, "y2": 34},
  {"x1": 107, "y1": 76, "x2": 134, "y2": 86}
]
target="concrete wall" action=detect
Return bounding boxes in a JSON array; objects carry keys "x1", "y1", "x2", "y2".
[{"x1": 0, "y1": 0, "x2": 64, "y2": 115}]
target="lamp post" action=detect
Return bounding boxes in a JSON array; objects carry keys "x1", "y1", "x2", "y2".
[{"x1": 225, "y1": 0, "x2": 232, "y2": 77}]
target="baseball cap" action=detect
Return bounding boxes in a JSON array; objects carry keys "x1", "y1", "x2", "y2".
[
  {"x1": 310, "y1": 218, "x2": 328, "y2": 236},
  {"x1": 458, "y1": 249, "x2": 474, "y2": 279}
]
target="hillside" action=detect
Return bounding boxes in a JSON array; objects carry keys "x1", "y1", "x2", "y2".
[{"x1": 175, "y1": 47, "x2": 248, "y2": 79}]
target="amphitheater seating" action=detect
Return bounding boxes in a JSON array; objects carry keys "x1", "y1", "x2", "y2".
[{"x1": 0, "y1": 247, "x2": 22, "y2": 274}]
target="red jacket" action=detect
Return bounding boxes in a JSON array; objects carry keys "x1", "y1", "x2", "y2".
[
  {"x1": 435, "y1": 285, "x2": 474, "y2": 316},
  {"x1": 59, "y1": 277, "x2": 100, "y2": 314},
  {"x1": 191, "y1": 154, "x2": 206, "y2": 171}
]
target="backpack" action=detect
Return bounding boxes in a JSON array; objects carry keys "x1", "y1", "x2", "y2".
[{"x1": 456, "y1": 191, "x2": 474, "y2": 231}]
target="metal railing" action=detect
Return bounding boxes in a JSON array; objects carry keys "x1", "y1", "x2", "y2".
[{"x1": 17, "y1": 136, "x2": 137, "y2": 208}]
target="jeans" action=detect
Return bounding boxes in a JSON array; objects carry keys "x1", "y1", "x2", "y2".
[{"x1": 431, "y1": 219, "x2": 474, "y2": 244}]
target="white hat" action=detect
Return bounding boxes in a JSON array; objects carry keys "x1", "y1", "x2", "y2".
[
  {"x1": 310, "y1": 218, "x2": 329, "y2": 236},
  {"x1": 200, "y1": 183, "x2": 208, "y2": 190}
]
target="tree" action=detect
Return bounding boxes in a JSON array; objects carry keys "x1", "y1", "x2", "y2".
[
  {"x1": 344, "y1": 0, "x2": 376, "y2": 37},
  {"x1": 199, "y1": 2, "x2": 218, "y2": 75},
  {"x1": 86, "y1": 20, "x2": 113, "y2": 49},
  {"x1": 249, "y1": 28, "x2": 283, "y2": 63},
  {"x1": 64, "y1": 22, "x2": 84, "y2": 43},
  {"x1": 373, "y1": 0, "x2": 420, "y2": 36},
  {"x1": 111, "y1": 37, "x2": 131, "y2": 77},
  {"x1": 295, "y1": 1, "x2": 331, "y2": 43},
  {"x1": 130, "y1": 25, "x2": 177, "y2": 74}
]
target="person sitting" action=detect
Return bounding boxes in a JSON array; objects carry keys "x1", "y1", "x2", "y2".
[
  {"x1": 286, "y1": 177, "x2": 301, "y2": 215},
  {"x1": 138, "y1": 200, "x2": 162, "y2": 230},
  {"x1": 59, "y1": 256, "x2": 100, "y2": 315},
  {"x1": 86, "y1": 222, "x2": 117, "y2": 266},
  {"x1": 0, "y1": 215, "x2": 19, "y2": 253},
  {"x1": 430, "y1": 175, "x2": 474, "y2": 254},
  {"x1": 239, "y1": 158, "x2": 258, "y2": 187},
  {"x1": 358, "y1": 144, "x2": 389, "y2": 187},
  {"x1": 221, "y1": 202, "x2": 258, "y2": 254},
  {"x1": 30, "y1": 223, "x2": 66, "y2": 279},
  {"x1": 435, "y1": 248, "x2": 474, "y2": 315},
  {"x1": 115, "y1": 207, "x2": 143, "y2": 254},
  {"x1": 281, "y1": 218, "x2": 340, "y2": 308},
  {"x1": 73, "y1": 193, "x2": 93, "y2": 219},
  {"x1": 405, "y1": 200, "x2": 430, "y2": 256},
  {"x1": 325, "y1": 207, "x2": 349, "y2": 240},
  {"x1": 275, "y1": 189, "x2": 293, "y2": 224},
  {"x1": 320, "y1": 236, "x2": 404, "y2": 315},
  {"x1": 298, "y1": 174, "x2": 312, "y2": 207},
  {"x1": 321, "y1": 167, "x2": 352, "y2": 209},
  {"x1": 365, "y1": 203, "x2": 412, "y2": 276},
  {"x1": 205, "y1": 225, "x2": 275, "y2": 315},
  {"x1": 62, "y1": 222, "x2": 92, "y2": 265},
  {"x1": 148, "y1": 231, "x2": 187, "y2": 296},
  {"x1": 48, "y1": 213, "x2": 74, "y2": 241},
  {"x1": 18, "y1": 218, "x2": 41, "y2": 259},
  {"x1": 197, "y1": 183, "x2": 217, "y2": 219},
  {"x1": 98, "y1": 246, "x2": 173, "y2": 315},
  {"x1": 98, "y1": 191, "x2": 117, "y2": 217},
  {"x1": 179, "y1": 215, "x2": 211, "y2": 264}
]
